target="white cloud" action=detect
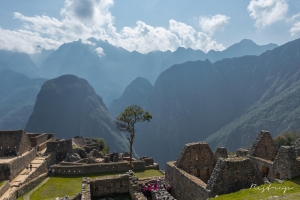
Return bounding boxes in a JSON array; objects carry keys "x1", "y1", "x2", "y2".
[
  {"x1": 94, "y1": 47, "x2": 105, "y2": 57},
  {"x1": 247, "y1": 0, "x2": 288, "y2": 28},
  {"x1": 290, "y1": 22, "x2": 300, "y2": 36},
  {"x1": 61, "y1": 0, "x2": 114, "y2": 26},
  {"x1": 169, "y1": 19, "x2": 197, "y2": 48},
  {"x1": 199, "y1": 14, "x2": 230, "y2": 35},
  {"x1": 0, "y1": 0, "x2": 225, "y2": 54}
]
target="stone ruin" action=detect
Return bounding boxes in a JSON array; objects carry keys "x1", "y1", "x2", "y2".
[
  {"x1": 0, "y1": 130, "x2": 55, "y2": 182},
  {"x1": 165, "y1": 130, "x2": 300, "y2": 199},
  {"x1": 0, "y1": 130, "x2": 162, "y2": 200},
  {"x1": 3, "y1": 129, "x2": 300, "y2": 199}
]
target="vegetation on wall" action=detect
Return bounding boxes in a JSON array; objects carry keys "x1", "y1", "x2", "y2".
[
  {"x1": 273, "y1": 131, "x2": 300, "y2": 147},
  {"x1": 92, "y1": 138, "x2": 110, "y2": 154}
]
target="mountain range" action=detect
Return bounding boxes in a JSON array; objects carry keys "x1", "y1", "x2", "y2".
[
  {"x1": 1, "y1": 37, "x2": 293, "y2": 167},
  {"x1": 0, "y1": 69, "x2": 46, "y2": 130},
  {"x1": 108, "y1": 38, "x2": 300, "y2": 166},
  {"x1": 37, "y1": 38, "x2": 277, "y2": 105}
]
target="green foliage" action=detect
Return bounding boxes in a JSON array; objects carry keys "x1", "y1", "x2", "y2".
[
  {"x1": 0, "y1": 181, "x2": 5, "y2": 188},
  {"x1": 134, "y1": 170, "x2": 164, "y2": 178},
  {"x1": 92, "y1": 138, "x2": 110, "y2": 154},
  {"x1": 273, "y1": 131, "x2": 300, "y2": 147},
  {"x1": 115, "y1": 105, "x2": 152, "y2": 127},
  {"x1": 115, "y1": 105, "x2": 152, "y2": 165}
]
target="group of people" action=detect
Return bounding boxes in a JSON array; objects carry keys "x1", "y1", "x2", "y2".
[
  {"x1": 3, "y1": 150, "x2": 19, "y2": 157},
  {"x1": 140, "y1": 180, "x2": 168, "y2": 200},
  {"x1": 48, "y1": 168, "x2": 55, "y2": 176},
  {"x1": 25, "y1": 164, "x2": 33, "y2": 171}
]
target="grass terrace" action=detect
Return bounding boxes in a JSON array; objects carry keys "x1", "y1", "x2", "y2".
[
  {"x1": 18, "y1": 169, "x2": 163, "y2": 200},
  {"x1": 211, "y1": 176, "x2": 300, "y2": 200}
]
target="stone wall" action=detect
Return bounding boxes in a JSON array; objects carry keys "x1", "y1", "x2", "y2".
[
  {"x1": 0, "y1": 148, "x2": 37, "y2": 181},
  {"x1": 25, "y1": 158, "x2": 48, "y2": 184},
  {"x1": 50, "y1": 161, "x2": 145, "y2": 175},
  {"x1": 46, "y1": 140, "x2": 73, "y2": 161},
  {"x1": 37, "y1": 135, "x2": 56, "y2": 152},
  {"x1": 71, "y1": 193, "x2": 81, "y2": 200},
  {"x1": 28, "y1": 133, "x2": 49, "y2": 147},
  {"x1": 145, "y1": 163, "x2": 159, "y2": 170},
  {"x1": 294, "y1": 138, "x2": 300, "y2": 156},
  {"x1": 236, "y1": 148, "x2": 248, "y2": 157},
  {"x1": 6, "y1": 173, "x2": 48, "y2": 200},
  {"x1": 165, "y1": 161, "x2": 210, "y2": 200},
  {"x1": 46, "y1": 151, "x2": 58, "y2": 168},
  {"x1": 0, "y1": 181, "x2": 9, "y2": 198},
  {"x1": 215, "y1": 147, "x2": 228, "y2": 160},
  {"x1": 90, "y1": 174, "x2": 129, "y2": 197},
  {"x1": 248, "y1": 131, "x2": 278, "y2": 161},
  {"x1": 0, "y1": 164, "x2": 10, "y2": 181},
  {"x1": 249, "y1": 156, "x2": 273, "y2": 178},
  {"x1": 269, "y1": 146, "x2": 300, "y2": 181},
  {"x1": 0, "y1": 130, "x2": 31, "y2": 156},
  {"x1": 46, "y1": 140, "x2": 73, "y2": 154},
  {"x1": 8, "y1": 148, "x2": 37, "y2": 181},
  {"x1": 206, "y1": 157, "x2": 263, "y2": 197},
  {"x1": 139, "y1": 157, "x2": 154, "y2": 166},
  {"x1": 175, "y1": 142, "x2": 216, "y2": 183}
]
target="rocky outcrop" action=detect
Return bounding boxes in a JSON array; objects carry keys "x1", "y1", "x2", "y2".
[{"x1": 64, "y1": 153, "x2": 81, "y2": 162}]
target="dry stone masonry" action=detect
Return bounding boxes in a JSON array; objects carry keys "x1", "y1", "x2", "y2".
[
  {"x1": 166, "y1": 130, "x2": 300, "y2": 199},
  {"x1": 175, "y1": 142, "x2": 216, "y2": 183}
]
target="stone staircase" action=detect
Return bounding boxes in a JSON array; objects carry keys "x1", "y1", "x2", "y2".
[{"x1": 0, "y1": 156, "x2": 47, "y2": 199}]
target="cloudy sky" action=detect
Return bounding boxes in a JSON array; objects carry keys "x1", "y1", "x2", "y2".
[{"x1": 0, "y1": 0, "x2": 300, "y2": 54}]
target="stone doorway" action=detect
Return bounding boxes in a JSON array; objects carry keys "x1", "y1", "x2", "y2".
[
  {"x1": 262, "y1": 165, "x2": 269, "y2": 178},
  {"x1": 199, "y1": 168, "x2": 210, "y2": 183},
  {"x1": 276, "y1": 172, "x2": 280, "y2": 179}
]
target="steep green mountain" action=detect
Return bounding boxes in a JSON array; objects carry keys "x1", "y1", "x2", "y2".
[
  {"x1": 109, "y1": 77, "x2": 153, "y2": 118},
  {"x1": 39, "y1": 39, "x2": 277, "y2": 106},
  {"x1": 0, "y1": 50, "x2": 40, "y2": 78},
  {"x1": 206, "y1": 39, "x2": 300, "y2": 151},
  {"x1": 130, "y1": 38, "x2": 300, "y2": 166},
  {"x1": 0, "y1": 69, "x2": 46, "y2": 130},
  {"x1": 25, "y1": 74, "x2": 128, "y2": 152}
]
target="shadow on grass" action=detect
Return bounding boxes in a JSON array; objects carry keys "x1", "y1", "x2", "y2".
[
  {"x1": 51, "y1": 169, "x2": 164, "y2": 179},
  {"x1": 289, "y1": 176, "x2": 300, "y2": 185}
]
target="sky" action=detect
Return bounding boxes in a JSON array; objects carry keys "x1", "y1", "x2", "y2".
[{"x1": 0, "y1": 0, "x2": 300, "y2": 54}]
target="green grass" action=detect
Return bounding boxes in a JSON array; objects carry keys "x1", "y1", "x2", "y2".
[
  {"x1": 0, "y1": 181, "x2": 5, "y2": 188},
  {"x1": 211, "y1": 177, "x2": 300, "y2": 200},
  {"x1": 134, "y1": 169, "x2": 164, "y2": 178},
  {"x1": 29, "y1": 170, "x2": 163, "y2": 200}
]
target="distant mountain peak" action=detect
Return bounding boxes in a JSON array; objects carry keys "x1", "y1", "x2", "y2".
[{"x1": 25, "y1": 75, "x2": 128, "y2": 152}]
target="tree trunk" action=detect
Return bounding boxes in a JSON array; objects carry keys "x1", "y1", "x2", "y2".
[
  {"x1": 129, "y1": 140, "x2": 133, "y2": 169},
  {"x1": 129, "y1": 126, "x2": 134, "y2": 170}
]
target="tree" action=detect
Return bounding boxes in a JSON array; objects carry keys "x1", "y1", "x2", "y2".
[
  {"x1": 115, "y1": 105, "x2": 152, "y2": 168},
  {"x1": 273, "y1": 131, "x2": 300, "y2": 147},
  {"x1": 91, "y1": 138, "x2": 110, "y2": 154}
]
